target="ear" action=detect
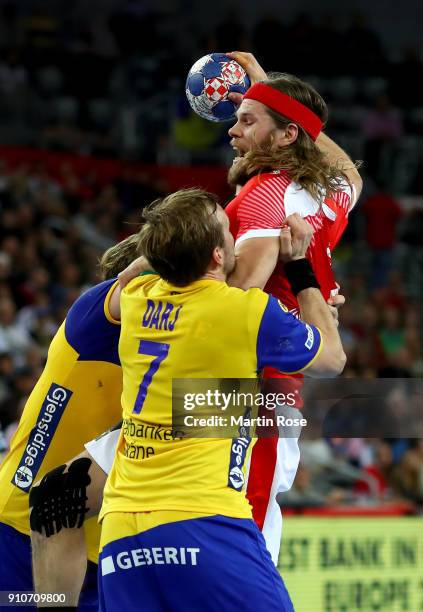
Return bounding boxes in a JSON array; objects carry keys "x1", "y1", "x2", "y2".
[
  {"x1": 275, "y1": 123, "x2": 299, "y2": 147},
  {"x1": 211, "y1": 246, "x2": 224, "y2": 268}
]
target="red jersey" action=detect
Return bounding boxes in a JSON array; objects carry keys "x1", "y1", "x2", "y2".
[
  {"x1": 225, "y1": 170, "x2": 356, "y2": 563},
  {"x1": 225, "y1": 170, "x2": 355, "y2": 314}
]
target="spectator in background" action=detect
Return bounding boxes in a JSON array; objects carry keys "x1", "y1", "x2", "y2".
[
  {"x1": 362, "y1": 95, "x2": 403, "y2": 141},
  {"x1": 355, "y1": 440, "x2": 399, "y2": 501},
  {"x1": 0, "y1": 351, "x2": 13, "y2": 404},
  {"x1": 0, "y1": 296, "x2": 32, "y2": 368},
  {"x1": 339, "y1": 301, "x2": 384, "y2": 373},
  {"x1": 361, "y1": 95, "x2": 403, "y2": 184},
  {"x1": 169, "y1": 96, "x2": 225, "y2": 164},
  {"x1": 378, "y1": 307, "x2": 406, "y2": 359},
  {"x1": 361, "y1": 184, "x2": 403, "y2": 288},
  {"x1": 398, "y1": 440, "x2": 423, "y2": 504},
  {"x1": 3, "y1": 396, "x2": 25, "y2": 448},
  {"x1": 0, "y1": 47, "x2": 27, "y2": 101},
  {"x1": 337, "y1": 302, "x2": 358, "y2": 361},
  {"x1": 113, "y1": 168, "x2": 167, "y2": 215},
  {"x1": 278, "y1": 463, "x2": 347, "y2": 508},
  {"x1": 400, "y1": 207, "x2": 423, "y2": 301},
  {"x1": 403, "y1": 306, "x2": 422, "y2": 374}
]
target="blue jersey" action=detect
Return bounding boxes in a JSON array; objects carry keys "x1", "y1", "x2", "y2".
[{"x1": 0, "y1": 279, "x2": 122, "y2": 564}]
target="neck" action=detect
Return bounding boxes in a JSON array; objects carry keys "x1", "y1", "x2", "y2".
[{"x1": 201, "y1": 269, "x2": 226, "y2": 283}]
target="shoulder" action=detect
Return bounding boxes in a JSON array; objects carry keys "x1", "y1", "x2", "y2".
[
  {"x1": 122, "y1": 273, "x2": 161, "y2": 297},
  {"x1": 283, "y1": 182, "x2": 321, "y2": 217},
  {"x1": 67, "y1": 279, "x2": 118, "y2": 319},
  {"x1": 64, "y1": 280, "x2": 121, "y2": 363},
  {"x1": 242, "y1": 286, "x2": 270, "y2": 318},
  {"x1": 219, "y1": 283, "x2": 269, "y2": 311},
  {"x1": 241, "y1": 172, "x2": 292, "y2": 204},
  {"x1": 234, "y1": 172, "x2": 293, "y2": 228}
]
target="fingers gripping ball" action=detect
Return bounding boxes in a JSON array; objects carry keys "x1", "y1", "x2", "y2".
[
  {"x1": 29, "y1": 458, "x2": 92, "y2": 537},
  {"x1": 186, "y1": 53, "x2": 251, "y2": 122}
]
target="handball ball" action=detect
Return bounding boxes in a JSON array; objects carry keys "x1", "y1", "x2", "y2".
[{"x1": 186, "y1": 53, "x2": 251, "y2": 122}]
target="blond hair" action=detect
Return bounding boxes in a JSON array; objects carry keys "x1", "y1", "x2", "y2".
[
  {"x1": 99, "y1": 234, "x2": 139, "y2": 280},
  {"x1": 138, "y1": 188, "x2": 223, "y2": 286}
]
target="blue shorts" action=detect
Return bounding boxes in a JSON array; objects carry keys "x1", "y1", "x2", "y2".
[
  {"x1": 99, "y1": 513, "x2": 293, "y2": 612},
  {"x1": 0, "y1": 521, "x2": 99, "y2": 611}
]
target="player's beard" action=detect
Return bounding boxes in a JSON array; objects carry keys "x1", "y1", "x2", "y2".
[
  {"x1": 227, "y1": 134, "x2": 276, "y2": 188},
  {"x1": 227, "y1": 155, "x2": 252, "y2": 188}
]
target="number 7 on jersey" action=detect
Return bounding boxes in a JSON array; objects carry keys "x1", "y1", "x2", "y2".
[{"x1": 132, "y1": 340, "x2": 170, "y2": 414}]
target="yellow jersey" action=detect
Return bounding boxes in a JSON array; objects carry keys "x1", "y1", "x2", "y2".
[
  {"x1": 0, "y1": 279, "x2": 123, "y2": 562},
  {"x1": 101, "y1": 274, "x2": 322, "y2": 521}
]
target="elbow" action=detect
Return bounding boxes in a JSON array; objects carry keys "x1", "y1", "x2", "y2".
[
  {"x1": 308, "y1": 347, "x2": 346, "y2": 378},
  {"x1": 329, "y1": 349, "x2": 347, "y2": 377},
  {"x1": 356, "y1": 175, "x2": 363, "y2": 199},
  {"x1": 324, "y1": 346, "x2": 346, "y2": 377},
  {"x1": 351, "y1": 170, "x2": 363, "y2": 200}
]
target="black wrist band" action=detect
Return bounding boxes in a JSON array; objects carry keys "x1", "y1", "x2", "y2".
[{"x1": 284, "y1": 258, "x2": 320, "y2": 296}]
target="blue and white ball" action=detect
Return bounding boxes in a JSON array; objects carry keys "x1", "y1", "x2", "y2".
[{"x1": 186, "y1": 53, "x2": 251, "y2": 122}]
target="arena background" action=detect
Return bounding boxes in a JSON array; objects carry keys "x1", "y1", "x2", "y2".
[{"x1": 0, "y1": 1, "x2": 422, "y2": 610}]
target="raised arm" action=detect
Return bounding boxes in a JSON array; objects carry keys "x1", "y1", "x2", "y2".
[{"x1": 315, "y1": 132, "x2": 362, "y2": 202}]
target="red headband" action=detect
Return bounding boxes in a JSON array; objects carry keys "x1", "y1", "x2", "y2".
[{"x1": 243, "y1": 83, "x2": 323, "y2": 141}]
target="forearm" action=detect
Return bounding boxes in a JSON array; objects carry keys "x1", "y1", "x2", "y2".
[
  {"x1": 297, "y1": 288, "x2": 340, "y2": 340},
  {"x1": 316, "y1": 132, "x2": 353, "y2": 168},
  {"x1": 297, "y1": 287, "x2": 346, "y2": 375},
  {"x1": 316, "y1": 132, "x2": 362, "y2": 195}
]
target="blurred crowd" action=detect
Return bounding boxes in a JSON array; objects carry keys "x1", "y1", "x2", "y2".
[
  {"x1": 0, "y1": 2, "x2": 421, "y2": 193},
  {"x1": 279, "y1": 438, "x2": 423, "y2": 511},
  {"x1": 0, "y1": 159, "x2": 166, "y2": 444}
]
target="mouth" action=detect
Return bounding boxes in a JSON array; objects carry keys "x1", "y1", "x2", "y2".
[{"x1": 231, "y1": 142, "x2": 245, "y2": 159}]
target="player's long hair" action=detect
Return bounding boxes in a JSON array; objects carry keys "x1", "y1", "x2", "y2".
[
  {"x1": 229, "y1": 73, "x2": 356, "y2": 199},
  {"x1": 99, "y1": 234, "x2": 140, "y2": 280}
]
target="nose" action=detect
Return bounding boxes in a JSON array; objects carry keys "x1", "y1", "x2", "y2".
[{"x1": 228, "y1": 120, "x2": 241, "y2": 138}]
